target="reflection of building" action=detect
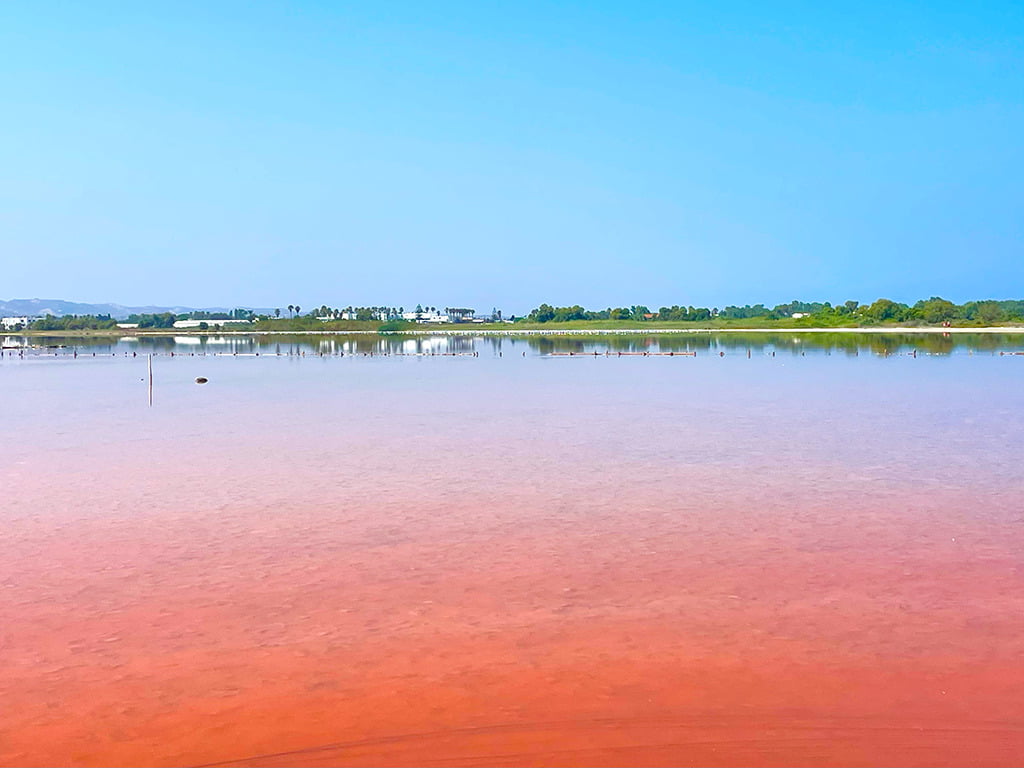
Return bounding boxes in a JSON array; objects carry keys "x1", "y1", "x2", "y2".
[
  {"x1": 447, "y1": 335, "x2": 476, "y2": 353},
  {"x1": 401, "y1": 337, "x2": 449, "y2": 353},
  {"x1": 396, "y1": 336, "x2": 477, "y2": 354}
]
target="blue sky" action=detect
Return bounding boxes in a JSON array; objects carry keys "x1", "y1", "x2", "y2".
[{"x1": 2, "y1": 1, "x2": 1021, "y2": 313}]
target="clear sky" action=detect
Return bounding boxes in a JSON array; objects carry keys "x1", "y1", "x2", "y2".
[{"x1": 2, "y1": 1, "x2": 1021, "y2": 313}]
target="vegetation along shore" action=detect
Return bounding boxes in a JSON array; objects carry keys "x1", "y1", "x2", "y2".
[{"x1": 5, "y1": 296, "x2": 1023, "y2": 335}]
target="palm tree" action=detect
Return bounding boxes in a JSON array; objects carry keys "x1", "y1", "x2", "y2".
[
  {"x1": 287, "y1": 304, "x2": 294, "y2": 318},
  {"x1": 275, "y1": 308, "x2": 281, "y2": 319},
  {"x1": 295, "y1": 305, "x2": 301, "y2": 316}
]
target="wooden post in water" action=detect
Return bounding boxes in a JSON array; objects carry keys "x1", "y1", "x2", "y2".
[{"x1": 148, "y1": 354, "x2": 153, "y2": 406}]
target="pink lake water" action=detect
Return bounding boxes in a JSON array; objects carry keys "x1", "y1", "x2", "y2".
[{"x1": 2, "y1": 333, "x2": 1024, "y2": 766}]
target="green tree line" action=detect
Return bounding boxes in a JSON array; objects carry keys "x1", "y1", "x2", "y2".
[
  {"x1": 15, "y1": 296, "x2": 1024, "y2": 332},
  {"x1": 26, "y1": 314, "x2": 119, "y2": 330},
  {"x1": 525, "y1": 297, "x2": 1024, "y2": 325}
]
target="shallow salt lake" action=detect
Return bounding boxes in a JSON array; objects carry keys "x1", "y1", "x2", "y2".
[{"x1": 3, "y1": 333, "x2": 1024, "y2": 766}]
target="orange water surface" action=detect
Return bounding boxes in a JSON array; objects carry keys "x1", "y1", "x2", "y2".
[{"x1": 3, "y1": 339, "x2": 1023, "y2": 765}]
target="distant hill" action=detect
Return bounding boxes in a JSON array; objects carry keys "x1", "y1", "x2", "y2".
[{"x1": 0, "y1": 298, "x2": 270, "y2": 320}]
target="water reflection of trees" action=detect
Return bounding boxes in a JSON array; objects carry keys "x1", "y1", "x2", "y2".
[
  {"x1": 9, "y1": 332, "x2": 1024, "y2": 358},
  {"x1": 521, "y1": 332, "x2": 1021, "y2": 356}
]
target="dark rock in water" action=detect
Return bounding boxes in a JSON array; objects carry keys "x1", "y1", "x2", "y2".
[{"x1": 195, "y1": 377, "x2": 208, "y2": 384}]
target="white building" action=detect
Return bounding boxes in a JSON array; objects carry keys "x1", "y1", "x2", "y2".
[
  {"x1": 173, "y1": 319, "x2": 253, "y2": 329},
  {"x1": 337, "y1": 310, "x2": 393, "y2": 320},
  {"x1": 2, "y1": 317, "x2": 31, "y2": 330},
  {"x1": 400, "y1": 309, "x2": 455, "y2": 323}
]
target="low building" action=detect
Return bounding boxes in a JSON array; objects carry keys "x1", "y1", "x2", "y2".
[
  {"x1": 173, "y1": 319, "x2": 253, "y2": 329},
  {"x1": 337, "y1": 310, "x2": 394, "y2": 321},
  {"x1": 401, "y1": 310, "x2": 449, "y2": 323},
  {"x1": 1, "y1": 316, "x2": 31, "y2": 330}
]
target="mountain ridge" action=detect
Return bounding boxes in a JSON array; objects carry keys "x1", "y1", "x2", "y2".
[{"x1": 0, "y1": 298, "x2": 271, "y2": 319}]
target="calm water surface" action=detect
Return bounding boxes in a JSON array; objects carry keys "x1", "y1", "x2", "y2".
[{"x1": 3, "y1": 333, "x2": 1023, "y2": 766}]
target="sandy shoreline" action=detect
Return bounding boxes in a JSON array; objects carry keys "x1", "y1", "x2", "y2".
[
  {"x1": 12, "y1": 325, "x2": 1024, "y2": 338},
  {"x1": 383, "y1": 326, "x2": 1024, "y2": 335}
]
